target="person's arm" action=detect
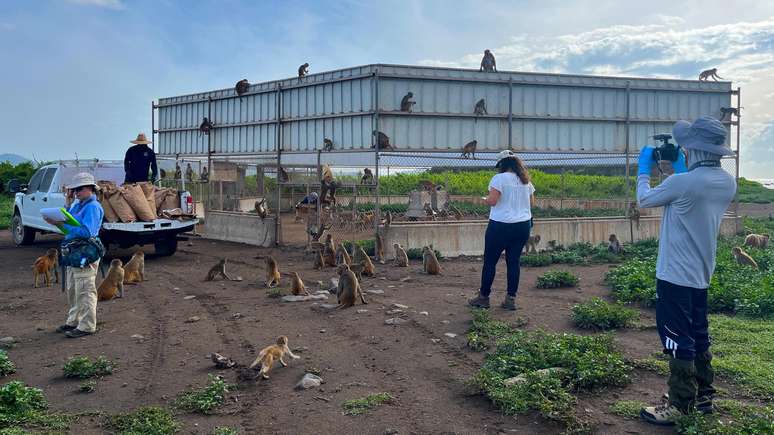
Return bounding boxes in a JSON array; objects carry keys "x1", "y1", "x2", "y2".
[
  {"x1": 530, "y1": 193, "x2": 536, "y2": 208},
  {"x1": 150, "y1": 151, "x2": 158, "y2": 182},
  {"x1": 62, "y1": 203, "x2": 101, "y2": 238},
  {"x1": 484, "y1": 188, "x2": 501, "y2": 206},
  {"x1": 637, "y1": 174, "x2": 685, "y2": 208}
]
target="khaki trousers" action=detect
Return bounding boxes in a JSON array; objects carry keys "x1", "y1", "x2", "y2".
[{"x1": 64, "y1": 260, "x2": 99, "y2": 333}]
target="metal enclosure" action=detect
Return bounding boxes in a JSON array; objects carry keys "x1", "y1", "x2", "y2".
[{"x1": 155, "y1": 64, "x2": 733, "y2": 156}]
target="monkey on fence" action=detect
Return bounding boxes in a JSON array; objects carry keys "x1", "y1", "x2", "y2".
[
  {"x1": 480, "y1": 49, "x2": 497, "y2": 72},
  {"x1": 298, "y1": 63, "x2": 309, "y2": 80},
  {"x1": 235, "y1": 79, "x2": 250, "y2": 97},
  {"x1": 198, "y1": 117, "x2": 215, "y2": 137},
  {"x1": 474, "y1": 98, "x2": 487, "y2": 119},
  {"x1": 372, "y1": 131, "x2": 393, "y2": 150},
  {"x1": 255, "y1": 198, "x2": 267, "y2": 219},
  {"x1": 323, "y1": 138, "x2": 334, "y2": 152},
  {"x1": 698, "y1": 68, "x2": 723, "y2": 81},
  {"x1": 361, "y1": 168, "x2": 374, "y2": 184},
  {"x1": 628, "y1": 203, "x2": 641, "y2": 230},
  {"x1": 719, "y1": 107, "x2": 741, "y2": 121},
  {"x1": 400, "y1": 92, "x2": 416, "y2": 112},
  {"x1": 461, "y1": 140, "x2": 477, "y2": 159}
]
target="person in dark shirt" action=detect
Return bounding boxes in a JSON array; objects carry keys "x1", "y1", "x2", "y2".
[{"x1": 124, "y1": 133, "x2": 158, "y2": 184}]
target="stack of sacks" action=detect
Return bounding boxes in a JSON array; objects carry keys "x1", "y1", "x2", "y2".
[
  {"x1": 96, "y1": 181, "x2": 180, "y2": 223},
  {"x1": 153, "y1": 187, "x2": 180, "y2": 215}
]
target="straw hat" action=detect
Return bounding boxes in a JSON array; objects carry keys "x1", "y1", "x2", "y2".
[
  {"x1": 66, "y1": 172, "x2": 100, "y2": 191},
  {"x1": 672, "y1": 116, "x2": 733, "y2": 156},
  {"x1": 130, "y1": 133, "x2": 152, "y2": 145}
]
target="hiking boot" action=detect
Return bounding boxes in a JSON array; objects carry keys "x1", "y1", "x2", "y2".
[
  {"x1": 500, "y1": 296, "x2": 516, "y2": 311},
  {"x1": 65, "y1": 329, "x2": 94, "y2": 339},
  {"x1": 468, "y1": 294, "x2": 490, "y2": 309},
  {"x1": 55, "y1": 324, "x2": 76, "y2": 333},
  {"x1": 662, "y1": 393, "x2": 714, "y2": 414},
  {"x1": 640, "y1": 403, "x2": 684, "y2": 426}
]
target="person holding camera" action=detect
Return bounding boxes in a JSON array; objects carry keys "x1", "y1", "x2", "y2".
[
  {"x1": 43, "y1": 173, "x2": 105, "y2": 339},
  {"x1": 636, "y1": 116, "x2": 736, "y2": 425},
  {"x1": 468, "y1": 150, "x2": 535, "y2": 311}
]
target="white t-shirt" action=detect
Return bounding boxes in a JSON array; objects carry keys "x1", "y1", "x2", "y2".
[{"x1": 488, "y1": 172, "x2": 535, "y2": 223}]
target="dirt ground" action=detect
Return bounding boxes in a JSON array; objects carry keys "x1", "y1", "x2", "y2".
[{"x1": 1, "y1": 231, "x2": 711, "y2": 435}]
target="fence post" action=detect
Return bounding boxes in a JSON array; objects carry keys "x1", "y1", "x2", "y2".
[
  {"x1": 508, "y1": 77, "x2": 513, "y2": 149},
  {"x1": 625, "y1": 81, "x2": 634, "y2": 243},
  {"x1": 560, "y1": 166, "x2": 565, "y2": 209},
  {"x1": 734, "y1": 86, "x2": 741, "y2": 234},
  {"x1": 373, "y1": 68, "x2": 381, "y2": 236},
  {"x1": 275, "y1": 84, "x2": 283, "y2": 245}
]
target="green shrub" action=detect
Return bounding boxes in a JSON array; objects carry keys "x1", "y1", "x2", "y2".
[
  {"x1": 549, "y1": 250, "x2": 588, "y2": 265},
  {"x1": 78, "y1": 380, "x2": 96, "y2": 394},
  {"x1": 0, "y1": 351, "x2": 15, "y2": 377},
  {"x1": 536, "y1": 270, "x2": 579, "y2": 289},
  {"x1": 737, "y1": 177, "x2": 774, "y2": 204},
  {"x1": 571, "y1": 298, "x2": 638, "y2": 330},
  {"x1": 520, "y1": 254, "x2": 552, "y2": 267},
  {"x1": 709, "y1": 315, "x2": 774, "y2": 399},
  {"x1": 212, "y1": 427, "x2": 238, "y2": 435},
  {"x1": 605, "y1": 259, "x2": 657, "y2": 305},
  {"x1": 266, "y1": 288, "x2": 282, "y2": 298},
  {"x1": 675, "y1": 402, "x2": 774, "y2": 434},
  {"x1": 405, "y1": 247, "x2": 442, "y2": 260},
  {"x1": 466, "y1": 309, "x2": 514, "y2": 351},
  {"x1": 609, "y1": 400, "x2": 647, "y2": 419},
  {"x1": 0, "y1": 197, "x2": 12, "y2": 231},
  {"x1": 342, "y1": 392, "x2": 394, "y2": 416},
  {"x1": 0, "y1": 382, "x2": 47, "y2": 427},
  {"x1": 174, "y1": 375, "x2": 233, "y2": 414},
  {"x1": 108, "y1": 406, "x2": 180, "y2": 435},
  {"x1": 343, "y1": 239, "x2": 375, "y2": 256},
  {"x1": 62, "y1": 356, "x2": 114, "y2": 379}
]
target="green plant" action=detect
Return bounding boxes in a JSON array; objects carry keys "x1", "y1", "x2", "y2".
[
  {"x1": 342, "y1": 392, "x2": 394, "y2": 416},
  {"x1": 0, "y1": 351, "x2": 14, "y2": 377},
  {"x1": 630, "y1": 357, "x2": 669, "y2": 375},
  {"x1": 212, "y1": 427, "x2": 238, "y2": 435},
  {"x1": 0, "y1": 197, "x2": 12, "y2": 231},
  {"x1": 536, "y1": 270, "x2": 579, "y2": 289},
  {"x1": 266, "y1": 288, "x2": 283, "y2": 298},
  {"x1": 737, "y1": 177, "x2": 774, "y2": 204},
  {"x1": 675, "y1": 402, "x2": 774, "y2": 434},
  {"x1": 520, "y1": 253, "x2": 552, "y2": 267},
  {"x1": 78, "y1": 380, "x2": 96, "y2": 394},
  {"x1": 108, "y1": 406, "x2": 180, "y2": 435},
  {"x1": 571, "y1": 298, "x2": 638, "y2": 330},
  {"x1": 174, "y1": 375, "x2": 233, "y2": 414},
  {"x1": 605, "y1": 259, "x2": 657, "y2": 305},
  {"x1": 405, "y1": 247, "x2": 442, "y2": 260},
  {"x1": 466, "y1": 309, "x2": 514, "y2": 351},
  {"x1": 609, "y1": 400, "x2": 646, "y2": 419},
  {"x1": 62, "y1": 356, "x2": 114, "y2": 379},
  {"x1": 0, "y1": 382, "x2": 47, "y2": 428}
]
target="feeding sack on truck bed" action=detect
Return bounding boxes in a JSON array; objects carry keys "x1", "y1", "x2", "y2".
[
  {"x1": 138, "y1": 182, "x2": 156, "y2": 217},
  {"x1": 108, "y1": 186, "x2": 138, "y2": 223},
  {"x1": 99, "y1": 186, "x2": 120, "y2": 223},
  {"x1": 122, "y1": 183, "x2": 156, "y2": 221}
]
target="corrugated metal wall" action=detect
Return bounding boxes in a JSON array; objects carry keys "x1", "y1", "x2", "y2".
[{"x1": 156, "y1": 64, "x2": 733, "y2": 155}]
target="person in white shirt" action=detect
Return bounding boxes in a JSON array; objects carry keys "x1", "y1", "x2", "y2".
[{"x1": 469, "y1": 150, "x2": 536, "y2": 311}]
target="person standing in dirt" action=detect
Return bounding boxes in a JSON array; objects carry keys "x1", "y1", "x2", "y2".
[
  {"x1": 124, "y1": 133, "x2": 158, "y2": 184},
  {"x1": 43, "y1": 173, "x2": 105, "y2": 339},
  {"x1": 468, "y1": 150, "x2": 535, "y2": 311},
  {"x1": 636, "y1": 117, "x2": 736, "y2": 425}
]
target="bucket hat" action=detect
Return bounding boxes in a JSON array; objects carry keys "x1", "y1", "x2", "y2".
[
  {"x1": 130, "y1": 133, "x2": 152, "y2": 145},
  {"x1": 66, "y1": 172, "x2": 100, "y2": 191},
  {"x1": 495, "y1": 149, "x2": 516, "y2": 167},
  {"x1": 672, "y1": 116, "x2": 734, "y2": 156}
]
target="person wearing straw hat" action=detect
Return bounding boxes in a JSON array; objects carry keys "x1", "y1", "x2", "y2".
[
  {"x1": 124, "y1": 132, "x2": 158, "y2": 184},
  {"x1": 43, "y1": 172, "x2": 105, "y2": 339},
  {"x1": 636, "y1": 116, "x2": 736, "y2": 425},
  {"x1": 468, "y1": 150, "x2": 535, "y2": 311}
]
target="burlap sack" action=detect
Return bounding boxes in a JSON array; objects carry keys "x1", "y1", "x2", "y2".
[
  {"x1": 161, "y1": 189, "x2": 179, "y2": 212},
  {"x1": 122, "y1": 183, "x2": 156, "y2": 221},
  {"x1": 100, "y1": 187, "x2": 119, "y2": 223},
  {"x1": 138, "y1": 182, "x2": 156, "y2": 217},
  {"x1": 108, "y1": 187, "x2": 137, "y2": 223},
  {"x1": 153, "y1": 188, "x2": 168, "y2": 215}
]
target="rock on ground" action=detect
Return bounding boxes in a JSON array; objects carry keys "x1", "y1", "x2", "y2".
[{"x1": 296, "y1": 373, "x2": 324, "y2": 390}]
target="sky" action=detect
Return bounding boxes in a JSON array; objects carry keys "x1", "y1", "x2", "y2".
[{"x1": 1, "y1": 0, "x2": 773, "y2": 178}]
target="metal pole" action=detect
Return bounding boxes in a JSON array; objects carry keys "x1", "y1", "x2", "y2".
[
  {"x1": 625, "y1": 81, "x2": 634, "y2": 242},
  {"x1": 275, "y1": 84, "x2": 283, "y2": 245},
  {"x1": 316, "y1": 150, "x2": 321, "y2": 238},
  {"x1": 508, "y1": 77, "x2": 513, "y2": 149},
  {"x1": 734, "y1": 86, "x2": 741, "y2": 233},
  {"x1": 151, "y1": 100, "x2": 156, "y2": 155},
  {"x1": 373, "y1": 69, "x2": 381, "y2": 235},
  {"x1": 206, "y1": 97, "x2": 212, "y2": 211}
]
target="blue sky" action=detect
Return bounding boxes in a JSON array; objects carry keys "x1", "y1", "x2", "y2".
[{"x1": 1, "y1": 0, "x2": 773, "y2": 178}]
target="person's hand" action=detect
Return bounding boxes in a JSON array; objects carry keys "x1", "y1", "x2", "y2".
[
  {"x1": 43, "y1": 216, "x2": 62, "y2": 226},
  {"x1": 672, "y1": 147, "x2": 688, "y2": 174},
  {"x1": 637, "y1": 146, "x2": 656, "y2": 176}
]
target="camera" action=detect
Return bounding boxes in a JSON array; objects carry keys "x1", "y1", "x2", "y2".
[{"x1": 652, "y1": 134, "x2": 680, "y2": 162}]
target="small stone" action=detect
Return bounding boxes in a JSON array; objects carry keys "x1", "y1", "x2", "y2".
[
  {"x1": 183, "y1": 295, "x2": 196, "y2": 300},
  {"x1": 399, "y1": 277, "x2": 412, "y2": 282},
  {"x1": 386, "y1": 309, "x2": 403, "y2": 315},
  {"x1": 185, "y1": 316, "x2": 201, "y2": 323},
  {"x1": 0, "y1": 337, "x2": 15, "y2": 345},
  {"x1": 282, "y1": 294, "x2": 328, "y2": 302},
  {"x1": 173, "y1": 287, "x2": 180, "y2": 290},
  {"x1": 388, "y1": 285, "x2": 396, "y2": 288},
  {"x1": 121, "y1": 383, "x2": 128, "y2": 387},
  {"x1": 232, "y1": 313, "x2": 243, "y2": 319},
  {"x1": 391, "y1": 303, "x2": 409, "y2": 309},
  {"x1": 296, "y1": 373, "x2": 324, "y2": 390},
  {"x1": 326, "y1": 278, "x2": 339, "y2": 291},
  {"x1": 356, "y1": 309, "x2": 369, "y2": 314},
  {"x1": 384, "y1": 318, "x2": 407, "y2": 325},
  {"x1": 366, "y1": 289, "x2": 384, "y2": 295},
  {"x1": 419, "y1": 311, "x2": 429, "y2": 316},
  {"x1": 319, "y1": 329, "x2": 326, "y2": 333},
  {"x1": 384, "y1": 429, "x2": 399, "y2": 435},
  {"x1": 313, "y1": 303, "x2": 339, "y2": 311},
  {"x1": 443, "y1": 333, "x2": 457, "y2": 338},
  {"x1": 130, "y1": 334, "x2": 144, "y2": 340},
  {"x1": 431, "y1": 339, "x2": 441, "y2": 344},
  {"x1": 441, "y1": 320, "x2": 450, "y2": 324}
]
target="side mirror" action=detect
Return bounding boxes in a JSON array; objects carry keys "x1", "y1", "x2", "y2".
[{"x1": 7, "y1": 179, "x2": 22, "y2": 194}]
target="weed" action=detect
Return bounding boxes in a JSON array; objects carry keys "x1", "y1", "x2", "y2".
[
  {"x1": 78, "y1": 380, "x2": 96, "y2": 394},
  {"x1": 342, "y1": 392, "x2": 394, "y2": 416},
  {"x1": 737, "y1": 177, "x2": 774, "y2": 204},
  {"x1": 0, "y1": 381, "x2": 46, "y2": 427},
  {"x1": 571, "y1": 298, "x2": 638, "y2": 330},
  {"x1": 675, "y1": 402, "x2": 774, "y2": 434},
  {"x1": 630, "y1": 357, "x2": 669, "y2": 375},
  {"x1": 609, "y1": 400, "x2": 646, "y2": 419},
  {"x1": 174, "y1": 375, "x2": 233, "y2": 414},
  {"x1": 62, "y1": 356, "x2": 114, "y2": 379},
  {"x1": 466, "y1": 309, "x2": 514, "y2": 351},
  {"x1": 605, "y1": 259, "x2": 657, "y2": 306},
  {"x1": 520, "y1": 254, "x2": 552, "y2": 267},
  {"x1": 266, "y1": 288, "x2": 283, "y2": 298},
  {"x1": 0, "y1": 197, "x2": 11, "y2": 231},
  {"x1": 108, "y1": 406, "x2": 180, "y2": 435},
  {"x1": 212, "y1": 427, "x2": 239, "y2": 435},
  {"x1": 536, "y1": 270, "x2": 579, "y2": 289},
  {"x1": 0, "y1": 352, "x2": 14, "y2": 377}
]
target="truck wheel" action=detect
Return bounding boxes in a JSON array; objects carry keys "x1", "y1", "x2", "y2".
[
  {"x1": 12, "y1": 213, "x2": 36, "y2": 245},
  {"x1": 154, "y1": 238, "x2": 178, "y2": 256}
]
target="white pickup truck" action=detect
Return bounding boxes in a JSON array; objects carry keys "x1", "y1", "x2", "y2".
[{"x1": 9, "y1": 160, "x2": 198, "y2": 256}]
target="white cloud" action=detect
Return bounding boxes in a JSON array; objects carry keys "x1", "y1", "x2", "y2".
[{"x1": 65, "y1": 0, "x2": 125, "y2": 10}]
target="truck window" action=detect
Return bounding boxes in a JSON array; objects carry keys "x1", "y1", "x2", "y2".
[
  {"x1": 27, "y1": 168, "x2": 45, "y2": 192},
  {"x1": 39, "y1": 168, "x2": 56, "y2": 193}
]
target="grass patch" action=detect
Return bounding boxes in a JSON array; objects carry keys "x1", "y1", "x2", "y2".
[
  {"x1": 266, "y1": 288, "x2": 283, "y2": 298},
  {"x1": 609, "y1": 400, "x2": 646, "y2": 419},
  {"x1": 630, "y1": 357, "x2": 669, "y2": 375},
  {"x1": 0, "y1": 381, "x2": 81, "y2": 432},
  {"x1": 78, "y1": 380, "x2": 96, "y2": 394},
  {"x1": 342, "y1": 392, "x2": 394, "y2": 416},
  {"x1": 174, "y1": 375, "x2": 233, "y2": 414},
  {"x1": 466, "y1": 309, "x2": 514, "y2": 351},
  {"x1": 709, "y1": 315, "x2": 774, "y2": 399},
  {"x1": 520, "y1": 253, "x2": 552, "y2": 267},
  {"x1": 62, "y1": 356, "x2": 114, "y2": 379},
  {"x1": 737, "y1": 177, "x2": 774, "y2": 204},
  {"x1": 0, "y1": 352, "x2": 14, "y2": 377},
  {"x1": 675, "y1": 401, "x2": 774, "y2": 434},
  {"x1": 212, "y1": 427, "x2": 239, "y2": 435},
  {"x1": 571, "y1": 298, "x2": 638, "y2": 330},
  {"x1": 536, "y1": 270, "x2": 579, "y2": 289},
  {"x1": 405, "y1": 247, "x2": 442, "y2": 260},
  {"x1": 108, "y1": 406, "x2": 180, "y2": 435}
]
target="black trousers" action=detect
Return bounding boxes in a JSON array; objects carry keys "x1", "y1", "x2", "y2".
[
  {"x1": 479, "y1": 219, "x2": 531, "y2": 297},
  {"x1": 656, "y1": 279, "x2": 710, "y2": 361}
]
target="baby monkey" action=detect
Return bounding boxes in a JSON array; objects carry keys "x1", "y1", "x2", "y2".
[
  {"x1": 265, "y1": 256, "x2": 281, "y2": 288},
  {"x1": 205, "y1": 258, "x2": 242, "y2": 282},
  {"x1": 608, "y1": 234, "x2": 622, "y2": 255},
  {"x1": 249, "y1": 335, "x2": 300, "y2": 379},
  {"x1": 422, "y1": 246, "x2": 441, "y2": 275}
]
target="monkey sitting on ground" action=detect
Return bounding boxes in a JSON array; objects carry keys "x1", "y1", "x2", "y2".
[
  {"x1": 400, "y1": 92, "x2": 416, "y2": 112},
  {"x1": 422, "y1": 246, "x2": 441, "y2": 275},
  {"x1": 335, "y1": 243, "x2": 352, "y2": 266},
  {"x1": 354, "y1": 246, "x2": 376, "y2": 277},
  {"x1": 198, "y1": 117, "x2": 214, "y2": 136},
  {"x1": 473, "y1": 98, "x2": 487, "y2": 118},
  {"x1": 235, "y1": 79, "x2": 250, "y2": 96},
  {"x1": 322, "y1": 138, "x2": 334, "y2": 151},
  {"x1": 205, "y1": 258, "x2": 242, "y2": 281},
  {"x1": 732, "y1": 246, "x2": 758, "y2": 269},
  {"x1": 32, "y1": 248, "x2": 59, "y2": 288},
  {"x1": 287, "y1": 272, "x2": 309, "y2": 296},
  {"x1": 744, "y1": 233, "x2": 769, "y2": 249},
  {"x1": 698, "y1": 68, "x2": 723, "y2": 81},
  {"x1": 374, "y1": 233, "x2": 386, "y2": 264},
  {"x1": 393, "y1": 243, "x2": 409, "y2": 267},
  {"x1": 336, "y1": 264, "x2": 367, "y2": 308},
  {"x1": 372, "y1": 130, "x2": 393, "y2": 150},
  {"x1": 298, "y1": 63, "x2": 309, "y2": 79},
  {"x1": 628, "y1": 203, "x2": 641, "y2": 229},
  {"x1": 313, "y1": 248, "x2": 324, "y2": 270},
  {"x1": 360, "y1": 168, "x2": 374, "y2": 184},
  {"x1": 524, "y1": 235, "x2": 541, "y2": 254},
  {"x1": 249, "y1": 335, "x2": 300, "y2": 379},
  {"x1": 323, "y1": 234, "x2": 337, "y2": 267},
  {"x1": 97, "y1": 259, "x2": 125, "y2": 301},
  {"x1": 265, "y1": 256, "x2": 281, "y2": 288},
  {"x1": 608, "y1": 234, "x2": 622, "y2": 255},
  {"x1": 123, "y1": 251, "x2": 146, "y2": 284},
  {"x1": 461, "y1": 140, "x2": 477, "y2": 159}
]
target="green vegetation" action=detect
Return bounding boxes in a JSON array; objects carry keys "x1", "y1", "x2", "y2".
[
  {"x1": 62, "y1": 356, "x2": 114, "y2": 379},
  {"x1": 356, "y1": 202, "x2": 626, "y2": 219},
  {"x1": 631, "y1": 356, "x2": 670, "y2": 375},
  {"x1": 466, "y1": 309, "x2": 514, "y2": 351},
  {"x1": 0, "y1": 352, "x2": 14, "y2": 377},
  {"x1": 520, "y1": 253, "x2": 553, "y2": 267},
  {"x1": 0, "y1": 381, "x2": 78, "y2": 432},
  {"x1": 737, "y1": 177, "x2": 774, "y2": 204},
  {"x1": 212, "y1": 427, "x2": 239, "y2": 435},
  {"x1": 609, "y1": 400, "x2": 647, "y2": 419},
  {"x1": 78, "y1": 380, "x2": 96, "y2": 394},
  {"x1": 342, "y1": 392, "x2": 394, "y2": 416},
  {"x1": 174, "y1": 375, "x2": 233, "y2": 414},
  {"x1": 520, "y1": 239, "x2": 648, "y2": 267},
  {"x1": 405, "y1": 247, "x2": 442, "y2": 260},
  {"x1": 675, "y1": 401, "x2": 774, "y2": 434},
  {"x1": 536, "y1": 270, "x2": 579, "y2": 289},
  {"x1": 0, "y1": 162, "x2": 35, "y2": 195},
  {"x1": 571, "y1": 298, "x2": 638, "y2": 330},
  {"x1": 0, "y1": 197, "x2": 12, "y2": 231},
  {"x1": 266, "y1": 287, "x2": 283, "y2": 298},
  {"x1": 108, "y1": 406, "x2": 180, "y2": 435}
]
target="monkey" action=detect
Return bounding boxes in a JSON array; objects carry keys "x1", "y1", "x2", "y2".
[
  {"x1": 372, "y1": 130, "x2": 393, "y2": 150},
  {"x1": 336, "y1": 263, "x2": 367, "y2": 308},
  {"x1": 32, "y1": 248, "x2": 59, "y2": 288},
  {"x1": 461, "y1": 140, "x2": 478, "y2": 159},
  {"x1": 473, "y1": 98, "x2": 487, "y2": 119},
  {"x1": 287, "y1": 272, "x2": 309, "y2": 296},
  {"x1": 312, "y1": 248, "x2": 324, "y2": 270},
  {"x1": 123, "y1": 251, "x2": 146, "y2": 284},
  {"x1": 374, "y1": 232, "x2": 386, "y2": 264},
  {"x1": 719, "y1": 107, "x2": 741, "y2": 121},
  {"x1": 360, "y1": 168, "x2": 374, "y2": 184},
  {"x1": 278, "y1": 166, "x2": 289, "y2": 183},
  {"x1": 424, "y1": 203, "x2": 437, "y2": 221},
  {"x1": 353, "y1": 246, "x2": 376, "y2": 277},
  {"x1": 322, "y1": 138, "x2": 334, "y2": 151},
  {"x1": 249, "y1": 335, "x2": 300, "y2": 379},
  {"x1": 348, "y1": 262, "x2": 365, "y2": 282},
  {"x1": 732, "y1": 246, "x2": 758, "y2": 269},
  {"x1": 418, "y1": 180, "x2": 436, "y2": 191},
  {"x1": 393, "y1": 243, "x2": 409, "y2": 267},
  {"x1": 323, "y1": 234, "x2": 337, "y2": 267},
  {"x1": 97, "y1": 259, "x2": 125, "y2": 301},
  {"x1": 298, "y1": 63, "x2": 309, "y2": 80},
  {"x1": 524, "y1": 235, "x2": 541, "y2": 255},
  {"x1": 255, "y1": 198, "x2": 267, "y2": 219},
  {"x1": 235, "y1": 79, "x2": 250, "y2": 96},
  {"x1": 335, "y1": 243, "x2": 352, "y2": 266},
  {"x1": 698, "y1": 68, "x2": 723, "y2": 81},
  {"x1": 205, "y1": 258, "x2": 241, "y2": 281},
  {"x1": 744, "y1": 233, "x2": 769, "y2": 249},
  {"x1": 628, "y1": 203, "x2": 641, "y2": 230},
  {"x1": 480, "y1": 49, "x2": 497, "y2": 72},
  {"x1": 547, "y1": 240, "x2": 562, "y2": 252},
  {"x1": 265, "y1": 256, "x2": 281, "y2": 288},
  {"x1": 384, "y1": 211, "x2": 392, "y2": 228},
  {"x1": 422, "y1": 246, "x2": 441, "y2": 275},
  {"x1": 198, "y1": 117, "x2": 214, "y2": 137},
  {"x1": 400, "y1": 92, "x2": 416, "y2": 112},
  {"x1": 608, "y1": 234, "x2": 622, "y2": 255}
]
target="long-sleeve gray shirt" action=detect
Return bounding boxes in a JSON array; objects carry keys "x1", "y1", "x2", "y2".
[{"x1": 636, "y1": 167, "x2": 736, "y2": 289}]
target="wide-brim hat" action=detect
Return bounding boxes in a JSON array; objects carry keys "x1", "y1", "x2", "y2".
[
  {"x1": 130, "y1": 133, "x2": 152, "y2": 145},
  {"x1": 495, "y1": 149, "x2": 516, "y2": 166},
  {"x1": 66, "y1": 172, "x2": 100, "y2": 191},
  {"x1": 673, "y1": 116, "x2": 734, "y2": 156}
]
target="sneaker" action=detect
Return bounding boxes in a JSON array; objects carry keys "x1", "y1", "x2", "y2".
[
  {"x1": 55, "y1": 324, "x2": 76, "y2": 333},
  {"x1": 662, "y1": 393, "x2": 714, "y2": 414},
  {"x1": 468, "y1": 294, "x2": 490, "y2": 309},
  {"x1": 501, "y1": 296, "x2": 516, "y2": 311},
  {"x1": 65, "y1": 329, "x2": 94, "y2": 339},
  {"x1": 640, "y1": 403, "x2": 683, "y2": 426}
]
